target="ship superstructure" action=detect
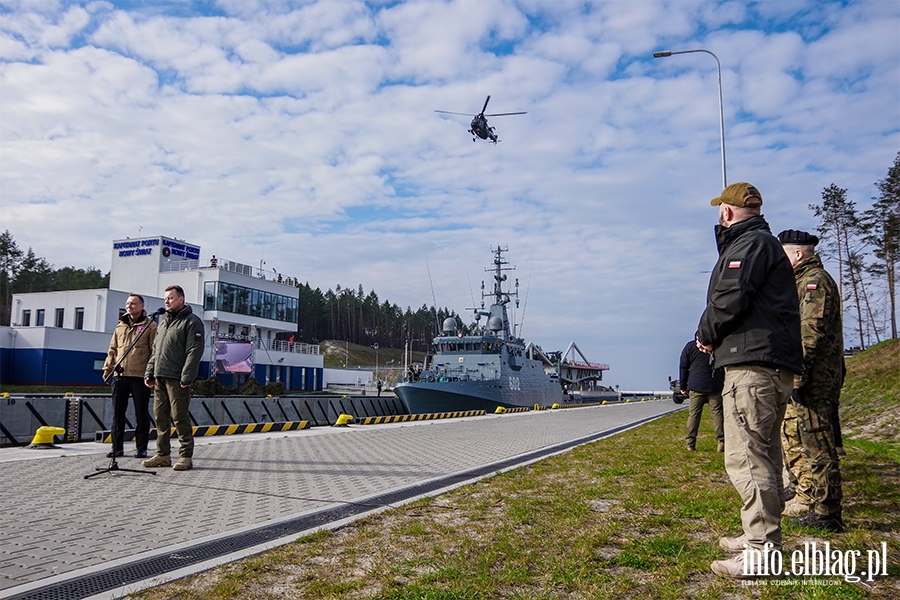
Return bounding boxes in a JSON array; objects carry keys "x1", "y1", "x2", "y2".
[{"x1": 394, "y1": 246, "x2": 563, "y2": 413}]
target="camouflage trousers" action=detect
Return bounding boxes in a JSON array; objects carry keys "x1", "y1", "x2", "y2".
[{"x1": 782, "y1": 399, "x2": 842, "y2": 516}]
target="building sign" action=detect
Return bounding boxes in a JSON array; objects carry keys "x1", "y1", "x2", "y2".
[
  {"x1": 161, "y1": 239, "x2": 200, "y2": 260},
  {"x1": 113, "y1": 238, "x2": 158, "y2": 257}
]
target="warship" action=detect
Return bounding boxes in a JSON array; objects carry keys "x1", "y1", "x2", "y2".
[{"x1": 394, "y1": 246, "x2": 563, "y2": 413}]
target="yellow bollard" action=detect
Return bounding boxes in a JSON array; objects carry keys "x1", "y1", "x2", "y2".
[
  {"x1": 333, "y1": 413, "x2": 354, "y2": 427},
  {"x1": 29, "y1": 426, "x2": 66, "y2": 448},
  {"x1": 551, "y1": 403, "x2": 559, "y2": 409},
  {"x1": 495, "y1": 406, "x2": 506, "y2": 414}
]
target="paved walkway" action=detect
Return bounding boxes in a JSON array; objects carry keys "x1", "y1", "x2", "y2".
[{"x1": 0, "y1": 400, "x2": 680, "y2": 599}]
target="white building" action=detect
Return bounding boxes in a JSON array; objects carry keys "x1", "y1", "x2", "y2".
[{"x1": 2, "y1": 235, "x2": 323, "y2": 389}]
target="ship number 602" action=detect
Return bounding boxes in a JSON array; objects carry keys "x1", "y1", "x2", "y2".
[{"x1": 508, "y1": 376, "x2": 521, "y2": 391}]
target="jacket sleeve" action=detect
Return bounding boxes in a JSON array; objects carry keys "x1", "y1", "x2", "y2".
[
  {"x1": 180, "y1": 317, "x2": 206, "y2": 385},
  {"x1": 679, "y1": 343, "x2": 691, "y2": 390},
  {"x1": 144, "y1": 325, "x2": 159, "y2": 380},
  {"x1": 796, "y1": 277, "x2": 828, "y2": 389},
  {"x1": 697, "y1": 233, "x2": 771, "y2": 348},
  {"x1": 102, "y1": 328, "x2": 119, "y2": 381}
]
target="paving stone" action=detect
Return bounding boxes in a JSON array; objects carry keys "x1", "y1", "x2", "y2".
[{"x1": 0, "y1": 401, "x2": 676, "y2": 593}]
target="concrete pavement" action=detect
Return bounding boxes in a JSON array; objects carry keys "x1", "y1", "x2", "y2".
[{"x1": 0, "y1": 400, "x2": 681, "y2": 600}]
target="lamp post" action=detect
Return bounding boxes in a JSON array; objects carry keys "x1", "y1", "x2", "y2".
[{"x1": 653, "y1": 49, "x2": 727, "y2": 189}]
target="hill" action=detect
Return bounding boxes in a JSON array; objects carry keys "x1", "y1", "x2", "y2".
[{"x1": 840, "y1": 338, "x2": 900, "y2": 461}]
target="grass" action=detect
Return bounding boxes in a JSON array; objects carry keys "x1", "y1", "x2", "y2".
[
  {"x1": 130, "y1": 429, "x2": 899, "y2": 598},
  {"x1": 126, "y1": 340, "x2": 900, "y2": 599}
]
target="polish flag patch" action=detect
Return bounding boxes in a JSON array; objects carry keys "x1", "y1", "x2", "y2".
[
  {"x1": 807, "y1": 283, "x2": 818, "y2": 290},
  {"x1": 195, "y1": 333, "x2": 202, "y2": 338},
  {"x1": 728, "y1": 260, "x2": 742, "y2": 269}
]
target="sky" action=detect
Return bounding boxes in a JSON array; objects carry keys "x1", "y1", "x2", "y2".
[{"x1": 1, "y1": 0, "x2": 898, "y2": 390}]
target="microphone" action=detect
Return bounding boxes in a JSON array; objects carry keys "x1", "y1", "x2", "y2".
[{"x1": 153, "y1": 307, "x2": 166, "y2": 315}]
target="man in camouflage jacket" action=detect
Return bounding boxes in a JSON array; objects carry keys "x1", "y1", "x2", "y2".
[{"x1": 778, "y1": 229, "x2": 845, "y2": 532}]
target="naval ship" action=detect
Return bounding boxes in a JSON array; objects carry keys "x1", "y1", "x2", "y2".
[{"x1": 394, "y1": 246, "x2": 563, "y2": 413}]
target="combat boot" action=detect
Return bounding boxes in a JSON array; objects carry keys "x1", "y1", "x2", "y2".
[
  {"x1": 718, "y1": 534, "x2": 747, "y2": 553},
  {"x1": 795, "y1": 511, "x2": 845, "y2": 533},
  {"x1": 782, "y1": 497, "x2": 811, "y2": 516},
  {"x1": 710, "y1": 554, "x2": 755, "y2": 579},
  {"x1": 173, "y1": 457, "x2": 193, "y2": 471},
  {"x1": 142, "y1": 454, "x2": 171, "y2": 468},
  {"x1": 717, "y1": 440, "x2": 725, "y2": 453}
]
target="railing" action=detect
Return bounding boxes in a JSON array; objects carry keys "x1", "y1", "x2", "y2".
[
  {"x1": 205, "y1": 258, "x2": 298, "y2": 286},
  {"x1": 267, "y1": 339, "x2": 320, "y2": 355},
  {"x1": 160, "y1": 259, "x2": 200, "y2": 272}
]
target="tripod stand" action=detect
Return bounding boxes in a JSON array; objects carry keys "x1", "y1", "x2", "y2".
[{"x1": 85, "y1": 310, "x2": 162, "y2": 479}]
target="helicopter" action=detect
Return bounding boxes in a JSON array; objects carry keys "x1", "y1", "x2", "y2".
[{"x1": 435, "y1": 95, "x2": 526, "y2": 144}]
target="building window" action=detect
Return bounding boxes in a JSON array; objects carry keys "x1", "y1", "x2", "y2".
[
  {"x1": 203, "y1": 281, "x2": 297, "y2": 323},
  {"x1": 22, "y1": 310, "x2": 30, "y2": 326},
  {"x1": 74, "y1": 307, "x2": 85, "y2": 330},
  {"x1": 36, "y1": 309, "x2": 45, "y2": 326},
  {"x1": 55, "y1": 308, "x2": 64, "y2": 328}
]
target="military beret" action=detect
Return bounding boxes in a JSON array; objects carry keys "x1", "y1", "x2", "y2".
[{"x1": 777, "y1": 229, "x2": 819, "y2": 246}]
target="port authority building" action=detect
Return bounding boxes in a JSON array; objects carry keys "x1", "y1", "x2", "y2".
[{"x1": 1, "y1": 235, "x2": 324, "y2": 390}]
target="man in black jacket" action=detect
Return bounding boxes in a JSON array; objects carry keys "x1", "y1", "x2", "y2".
[
  {"x1": 695, "y1": 182, "x2": 803, "y2": 579},
  {"x1": 679, "y1": 340, "x2": 725, "y2": 452}
]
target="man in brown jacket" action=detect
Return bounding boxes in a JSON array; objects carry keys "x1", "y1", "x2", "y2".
[{"x1": 102, "y1": 294, "x2": 158, "y2": 458}]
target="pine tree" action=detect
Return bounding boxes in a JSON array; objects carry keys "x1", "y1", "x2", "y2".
[{"x1": 862, "y1": 152, "x2": 900, "y2": 339}]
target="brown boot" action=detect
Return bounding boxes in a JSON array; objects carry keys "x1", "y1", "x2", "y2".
[
  {"x1": 141, "y1": 454, "x2": 171, "y2": 468},
  {"x1": 173, "y1": 457, "x2": 193, "y2": 471}
]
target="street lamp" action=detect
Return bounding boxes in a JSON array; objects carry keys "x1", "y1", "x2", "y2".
[{"x1": 653, "y1": 49, "x2": 727, "y2": 189}]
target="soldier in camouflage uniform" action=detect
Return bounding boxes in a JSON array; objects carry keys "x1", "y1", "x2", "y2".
[{"x1": 777, "y1": 229, "x2": 845, "y2": 532}]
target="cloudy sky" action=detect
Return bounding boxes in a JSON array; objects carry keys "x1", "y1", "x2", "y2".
[{"x1": 2, "y1": 0, "x2": 898, "y2": 389}]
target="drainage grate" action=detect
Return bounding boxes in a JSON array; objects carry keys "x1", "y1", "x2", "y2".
[{"x1": 6, "y1": 410, "x2": 677, "y2": 600}]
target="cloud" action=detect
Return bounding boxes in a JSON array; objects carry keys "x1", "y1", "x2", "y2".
[{"x1": 1, "y1": 0, "x2": 897, "y2": 387}]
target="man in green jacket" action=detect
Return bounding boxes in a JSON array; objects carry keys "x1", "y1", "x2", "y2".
[
  {"x1": 142, "y1": 285, "x2": 205, "y2": 471},
  {"x1": 696, "y1": 183, "x2": 803, "y2": 579},
  {"x1": 778, "y1": 229, "x2": 845, "y2": 532}
]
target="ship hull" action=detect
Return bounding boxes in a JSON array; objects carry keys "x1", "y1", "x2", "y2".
[{"x1": 395, "y1": 377, "x2": 563, "y2": 414}]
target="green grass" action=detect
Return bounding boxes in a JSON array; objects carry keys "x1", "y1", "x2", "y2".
[
  {"x1": 129, "y1": 408, "x2": 900, "y2": 600},
  {"x1": 128, "y1": 341, "x2": 900, "y2": 599}
]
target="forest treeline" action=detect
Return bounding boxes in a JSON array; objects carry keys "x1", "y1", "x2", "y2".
[{"x1": 0, "y1": 230, "x2": 463, "y2": 349}]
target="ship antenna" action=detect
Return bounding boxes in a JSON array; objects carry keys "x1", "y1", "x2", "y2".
[
  {"x1": 518, "y1": 266, "x2": 533, "y2": 338},
  {"x1": 424, "y1": 252, "x2": 440, "y2": 335}
]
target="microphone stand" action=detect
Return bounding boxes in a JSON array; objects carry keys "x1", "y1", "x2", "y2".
[{"x1": 85, "y1": 309, "x2": 163, "y2": 479}]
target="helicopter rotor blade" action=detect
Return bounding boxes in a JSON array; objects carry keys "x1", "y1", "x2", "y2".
[
  {"x1": 434, "y1": 110, "x2": 476, "y2": 116},
  {"x1": 483, "y1": 112, "x2": 527, "y2": 117},
  {"x1": 481, "y1": 95, "x2": 491, "y2": 114}
]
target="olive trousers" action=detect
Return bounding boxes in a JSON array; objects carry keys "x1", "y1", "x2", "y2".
[{"x1": 152, "y1": 377, "x2": 194, "y2": 458}]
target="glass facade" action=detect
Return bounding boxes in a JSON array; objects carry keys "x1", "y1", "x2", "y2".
[{"x1": 204, "y1": 281, "x2": 297, "y2": 323}]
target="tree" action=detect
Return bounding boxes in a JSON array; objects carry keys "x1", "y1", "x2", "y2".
[
  {"x1": 810, "y1": 184, "x2": 874, "y2": 349},
  {"x1": 862, "y1": 152, "x2": 900, "y2": 339},
  {"x1": 0, "y1": 230, "x2": 23, "y2": 325}
]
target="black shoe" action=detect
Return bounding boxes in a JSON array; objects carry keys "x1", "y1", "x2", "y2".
[
  {"x1": 133, "y1": 450, "x2": 148, "y2": 458},
  {"x1": 794, "y1": 511, "x2": 845, "y2": 532},
  {"x1": 106, "y1": 450, "x2": 124, "y2": 458},
  {"x1": 784, "y1": 486, "x2": 796, "y2": 501}
]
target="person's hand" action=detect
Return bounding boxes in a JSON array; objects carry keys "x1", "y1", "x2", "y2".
[
  {"x1": 696, "y1": 340, "x2": 714, "y2": 354},
  {"x1": 681, "y1": 390, "x2": 688, "y2": 397},
  {"x1": 180, "y1": 383, "x2": 189, "y2": 389},
  {"x1": 144, "y1": 378, "x2": 154, "y2": 388}
]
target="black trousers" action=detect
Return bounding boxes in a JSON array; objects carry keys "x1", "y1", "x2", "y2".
[{"x1": 112, "y1": 376, "x2": 152, "y2": 452}]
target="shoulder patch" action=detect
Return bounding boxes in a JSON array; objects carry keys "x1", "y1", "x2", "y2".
[
  {"x1": 806, "y1": 283, "x2": 817, "y2": 290},
  {"x1": 728, "y1": 260, "x2": 742, "y2": 269},
  {"x1": 195, "y1": 332, "x2": 202, "y2": 338}
]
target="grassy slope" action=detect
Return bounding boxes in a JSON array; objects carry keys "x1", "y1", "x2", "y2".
[
  {"x1": 840, "y1": 339, "x2": 900, "y2": 462},
  {"x1": 127, "y1": 341, "x2": 900, "y2": 600}
]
